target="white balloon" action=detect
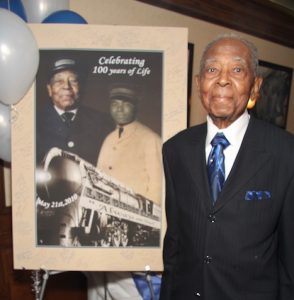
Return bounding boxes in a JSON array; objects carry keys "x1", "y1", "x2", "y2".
[
  {"x1": 22, "y1": 0, "x2": 69, "y2": 23},
  {"x1": 0, "y1": 9, "x2": 39, "y2": 105},
  {"x1": 0, "y1": 103, "x2": 11, "y2": 162}
]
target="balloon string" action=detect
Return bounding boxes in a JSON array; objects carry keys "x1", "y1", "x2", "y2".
[
  {"x1": 8, "y1": 0, "x2": 10, "y2": 11},
  {"x1": 10, "y1": 105, "x2": 18, "y2": 123}
]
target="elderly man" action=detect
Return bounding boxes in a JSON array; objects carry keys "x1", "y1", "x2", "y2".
[
  {"x1": 36, "y1": 58, "x2": 112, "y2": 166},
  {"x1": 160, "y1": 33, "x2": 294, "y2": 300}
]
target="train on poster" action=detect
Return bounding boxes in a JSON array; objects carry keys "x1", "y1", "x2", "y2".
[{"x1": 36, "y1": 148, "x2": 161, "y2": 247}]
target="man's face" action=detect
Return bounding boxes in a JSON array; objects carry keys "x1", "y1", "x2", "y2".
[
  {"x1": 196, "y1": 38, "x2": 262, "y2": 128},
  {"x1": 110, "y1": 99, "x2": 136, "y2": 126},
  {"x1": 47, "y1": 70, "x2": 80, "y2": 111}
]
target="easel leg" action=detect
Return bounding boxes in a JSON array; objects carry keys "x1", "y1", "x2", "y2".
[
  {"x1": 39, "y1": 270, "x2": 50, "y2": 300},
  {"x1": 103, "y1": 271, "x2": 108, "y2": 300},
  {"x1": 31, "y1": 269, "x2": 63, "y2": 300}
]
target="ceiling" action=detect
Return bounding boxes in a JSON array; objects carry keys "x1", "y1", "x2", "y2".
[
  {"x1": 270, "y1": 0, "x2": 294, "y2": 15},
  {"x1": 137, "y1": 0, "x2": 294, "y2": 48}
]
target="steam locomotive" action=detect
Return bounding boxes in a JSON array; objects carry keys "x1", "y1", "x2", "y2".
[{"x1": 36, "y1": 148, "x2": 161, "y2": 247}]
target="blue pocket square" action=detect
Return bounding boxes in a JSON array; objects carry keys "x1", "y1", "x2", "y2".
[{"x1": 245, "y1": 191, "x2": 271, "y2": 201}]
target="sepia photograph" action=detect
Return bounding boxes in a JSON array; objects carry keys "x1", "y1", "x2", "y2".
[{"x1": 35, "y1": 49, "x2": 163, "y2": 248}]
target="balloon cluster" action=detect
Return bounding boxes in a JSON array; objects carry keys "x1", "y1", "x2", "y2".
[{"x1": 0, "y1": 0, "x2": 88, "y2": 162}]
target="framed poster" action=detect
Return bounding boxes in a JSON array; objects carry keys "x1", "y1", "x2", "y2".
[
  {"x1": 249, "y1": 60, "x2": 293, "y2": 129},
  {"x1": 11, "y1": 24, "x2": 188, "y2": 271}
]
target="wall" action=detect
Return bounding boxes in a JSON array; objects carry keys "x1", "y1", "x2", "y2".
[{"x1": 71, "y1": 0, "x2": 294, "y2": 133}]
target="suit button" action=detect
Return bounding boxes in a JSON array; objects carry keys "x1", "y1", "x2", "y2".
[
  {"x1": 208, "y1": 214, "x2": 216, "y2": 223},
  {"x1": 195, "y1": 291, "x2": 201, "y2": 297},
  {"x1": 204, "y1": 255, "x2": 212, "y2": 264}
]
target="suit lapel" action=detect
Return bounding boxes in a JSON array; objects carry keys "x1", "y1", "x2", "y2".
[
  {"x1": 185, "y1": 124, "x2": 212, "y2": 212},
  {"x1": 213, "y1": 117, "x2": 271, "y2": 212},
  {"x1": 44, "y1": 104, "x2": 70, "y2": 136}
]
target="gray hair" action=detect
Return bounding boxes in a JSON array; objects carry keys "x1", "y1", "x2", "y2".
[{"x1": 199, "y1": 33, "x2": 259, "y2": 76}]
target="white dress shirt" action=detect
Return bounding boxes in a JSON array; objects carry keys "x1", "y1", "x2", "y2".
[{"x1": 205, "y1": 110, "x2": 250, "y2": 180}]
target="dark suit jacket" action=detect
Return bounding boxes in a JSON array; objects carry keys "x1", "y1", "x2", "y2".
[
  {"x1": 36, "y1": 103, "x2": 113, "y2": 165},
  {"x1": 160, "y1": 116, "x2": 294, "y2": 300}
]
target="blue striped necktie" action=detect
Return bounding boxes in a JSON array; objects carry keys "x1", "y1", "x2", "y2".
[{"x1": 207, "y1": 133, "x2": 230, "y2": 205}]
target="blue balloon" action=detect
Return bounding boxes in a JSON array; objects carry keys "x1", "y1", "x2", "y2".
[
  {"x1": 0, "y1": 0, "x2": 27, "y2": 21},
  {"x1": 42, "y1": 9, "x2": 87, "y2": 24}
]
